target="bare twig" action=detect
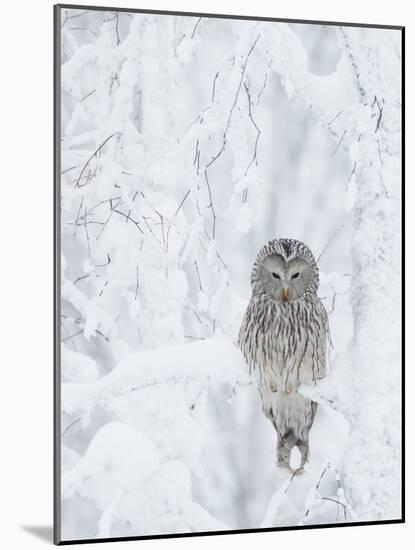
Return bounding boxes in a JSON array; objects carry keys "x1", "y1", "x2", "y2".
[
  {"x1": 156, "y1": 210, "x2": 166, "y2": 248},
  {"x1": 317, "y1": 224, "x2": 346, "y2": 263},
  {"x1": 75, "y1": 133, "x2": 117, "y2": 188},
  {"x1": 73, "y1": 273, "x2": 91, "y2": 285},
  {"x1": 73, "y1": 196, "x2": 84, "y2": 237},
  {"x1": 206, "y1": 34, "x2": 261, "y2": 169},
  {"x1": 377, "y1": 138, "x2": 384, "y2": 165},
  {"x1": 61, "y1": 9, "x2": 90, "y2": 28},
  {"x1": 211, "y1": 72, "x2": 219, "y2": 103},
  {"x1": 134, "y1": 265, "x2": 139, "y2": 300},
  {"x1": 331, "y1": 129, "x2": 347, "y2": 157},
  {"x1": 61, "y1": 166, "x2": 77, "y2": 175},
  {"x1": 243, "y1": 82, "x2": 261, "y2": 176},
  {"x1": 61, "y1": 329, "x2": 83, "y2": 343},
  {"x1": 190, "y1": 17, "x2": 202, "y2": 39},
  {"x1": 114, "y1": 13, "x2": 121, "y2": 45},
  {"x1": 301, "y1": 463, "x2": 330, "y2": 524},
  {"x1": 328, "y1": 110, "x2": 343, "y2": 126},
  {"x1": 256, "y1": 59, "x2": 272, "y2": 105},
  {"x1": 347, "y1": 161, "x2": 357, "y2": 188},
  {"x1": 99, "y1": 280, "x2": 108, "y2": 297},
  {"x1": 106, "y1": 313, "x2": 121, "y2": 340},
  {"x1": 166, "y1": 189, "x2": 191, "y2": 252},
  {"x1": 321, "y1": 497, "x2": 347, "y2": 519},
  {"x1": 83, "y1": 204, "x2": 91, "y2": 256},
  {"x1": 112, "y1": 208, "x2": 144, "y2": 234},
  {"x1": 95, "y1": 198, "x2": 122, "y2": 241},
  {"x1": 142, "y1": 216, "x2": 163, "y2": 246},
  {"x1": 374, "y1": 96, "x2": 384, "y2": 133},
  {"x1": 68, "y1": 27, "x2": 98, "y2": 38},
  {"x1": 194, "y1": 260, "x2": 203, "y2": 291},
  {"x1": 95, "y1": 253, "x2": 111, "y2": 268},
  {"x1": 81, "y1": 89, "x2": 96, "y2": 103},
  {"x1": 61, "y1": 417, "x2": 81, "y2": 438},
  {"x1": 379, "y1": 170, "x2": 389, "y2": 197},
  {"x1": 204, "y1": 170, "x2": 216, "y2": 239},
  {"x1": 328, "y1": 287, "x2": 337, "y2": 315}
]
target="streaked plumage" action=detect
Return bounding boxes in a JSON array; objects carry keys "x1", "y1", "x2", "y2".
[{"x1": 238, "y1": 238, "x2": 329, "y2": 470}]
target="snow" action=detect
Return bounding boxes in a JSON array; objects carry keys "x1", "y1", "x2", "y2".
[
  {"x1": 236, "y1": 203, "x2": 253, "y2": 234},
  {"x1": 62, "y1": 348, "x2": 99, "y2": 383},
  {"x1": 62, "y1": 337, "x2": 251, "y2": 416},
  {"x1": 59, "y1": 6, "x2": 402, "y2": 541}
]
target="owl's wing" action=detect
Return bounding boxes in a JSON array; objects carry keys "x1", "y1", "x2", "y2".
[
  {"x1": 287, "y1": 299, "x2": 329, "y2": 390},
  {"x1": 309, "y1": 298, "x2": 330, "y2": 382},
  {"x1": 238, "y1": 301, "x2": 256, "y2": 374}
]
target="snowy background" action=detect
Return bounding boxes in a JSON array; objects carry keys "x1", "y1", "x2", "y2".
[{"x1": 59, "y1": 7, "x2": 402, "y2": 542}]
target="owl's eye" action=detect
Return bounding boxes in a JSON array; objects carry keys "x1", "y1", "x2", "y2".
[
  {"x1": 291, "y1": 272, "x2": 300, "y2": 279},
  {"x1": 272, "y1": 272, "x2": 280, "y2": 280}
]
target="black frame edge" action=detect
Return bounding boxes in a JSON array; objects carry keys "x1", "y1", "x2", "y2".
[
  {"x1": 57, "y1": 519, "x2": 404, "y2": 546},
  {"x1": 400, "y1": 25, "x2": 405, "y2": 524},
  {"x1": 55, "y1": 3, "x2": 404, "y2": 30},
  {"x1": 54, "y1": 3, "x2": 62, "y2": 546}
]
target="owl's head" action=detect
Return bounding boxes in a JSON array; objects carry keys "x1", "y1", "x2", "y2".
[{"x1": 251, "y1": 238, "x2": 319, "y2": 303}]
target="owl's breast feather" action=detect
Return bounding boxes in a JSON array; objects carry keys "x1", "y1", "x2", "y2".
[{"x1": 239, "y1": 297, "x2": 328, "y2": 393}]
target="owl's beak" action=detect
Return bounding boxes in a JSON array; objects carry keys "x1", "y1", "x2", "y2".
[{"x1": 282, "y1": 288, "x2": 289, "y2": 302}]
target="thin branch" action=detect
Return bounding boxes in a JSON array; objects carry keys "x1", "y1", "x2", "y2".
[
  {"x1": 328, "y1": 110, "x2": 343, "y2": 126},
  {"x1": 134, "y1": 265, "x2": 139, "y2": 300},
  {"x1": 194, "y1": 260, "x2": 203, "y2": 291},
  {"x1": 175, "y1": 189, "x2": 191, "y2": 216},
  {"x1": 190, "y1": 17, "x2": 202, "y2": 39},
  {"x1": 68, "y1": 27, "x2": 98, "y2": 38},
  {"x1": 142, "y1": 216, "x2": 162, "y2": 246},
  {"x1": 106, "y1": 313, "x2": 121, "y2": 341},
  {"x1": 243, "y1": 81, "x2": 261, "y2": 176},
  {"x1": 301, "y1": 463, "x2": 330, "y2": 524},
  {"x1": 83, "y1": 204, "x2": 91, "y2": 256},
  {"x1": 328, "y1": 287, "x2": 337, "y2": 315},
  {"x1": 256, "y1": 59, "x2": 272, "y2": 105},
  {"x1": 94, "y1": 253, "x2": 111, "y2": 268},
  {"x1": 61, "y1": 329, "x2": 83, "y2": 343},
  {"x1": 112, "y1": 208, "x2": 144, "y2": 234},
  {"x1": 155, "y1": 210, "x2": 166, "y2": 249},
  {"x1": 211, "y1": 72, "x2": 219, "y2": 103},
  {"x1": 95, "y1": 198, "x2": 121, "y2": 241},
  {"x1": 374, "y1": 96, "x2": 384, "y2": 133},
  {"x1": 61, "y1": 417, "x2": 81, "y2": 438},
  {"x1": 75, "y1": 133, "x2": 117, "y2": 188},
  {"x1": 81, "y1": 89, "x2": 96, "y2": 103},
  {"x1": 73, "y1": 273, "x2": 91, "y2": 285},
  {"x1": 206, "y1": 34, "x2": 261, "y2": 169},
  {"x1": 61, "y1": 166, "x2": 77, "y2": 175},
  {"x1": 165, "y1": 189, "x2": 191, "y2": 252},
  {"x1": 379, "y1": 170, "x2": 389, "y2": 197},
  {"x1": 317, "y1": 224, "x2": 345, "y2": 263},
  {"x1": 61, "y1": 9, "x2": 90, "y2": 28},
  {"x1": 321, "y1": 497, "x2": 347, "y2": 519},
  {"x1": 114, "y1": 13, "x2": 121, "y2": 45},
  {"x1": 99, "y1": 280, "x2": 108, "y2": 297},
  {"x1": 331, "y1": 129, "x2": 347, "y2": 157},
  {"x1": 204, "y1": 170, "x2": 216, "y2": 239},
  {"x1": 347, "y1": 161, "x2": 357, "y2": 188},
  {"x1": 73, "y1": 196, "x2": 84, "y2": 237}
]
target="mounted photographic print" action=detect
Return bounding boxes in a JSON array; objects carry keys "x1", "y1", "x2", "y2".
[{"x1": 54, "y1": 4, "x2": 404, "y2": 545}]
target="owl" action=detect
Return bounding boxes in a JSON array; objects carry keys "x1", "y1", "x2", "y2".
[{"x1": 238, "y1": 238, "x2": 329, "y2": 471}]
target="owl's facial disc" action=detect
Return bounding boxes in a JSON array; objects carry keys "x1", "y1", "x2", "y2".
[{"x1": 262, "y1": 255, "x2": 311, "y2": 302}]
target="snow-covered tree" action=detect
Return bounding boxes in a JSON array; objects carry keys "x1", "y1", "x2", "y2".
[{"x1": 58, "y1": 7, "x2": 402, "y2": 540}]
